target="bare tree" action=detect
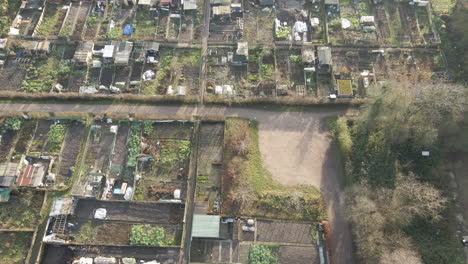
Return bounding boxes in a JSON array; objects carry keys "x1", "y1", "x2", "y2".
[
  {"x1": 387, "y1": 174, "x2": 447, "y2": 226},
  {"x1": 380, "y1": 248, "x2": 423, "y2": 264}
]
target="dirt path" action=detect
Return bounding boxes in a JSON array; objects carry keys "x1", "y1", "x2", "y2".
[{"x1": 0, "y1": 103, "x2": 355, "y2": 264}]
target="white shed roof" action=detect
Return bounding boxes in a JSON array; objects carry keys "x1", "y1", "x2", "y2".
[
  {"x1": 103, "y1": 45, "x2": 115, "y2": 58},
  {"x1": 184, "y1": 0, "x2": 197, "y2": 10},
  {"x1": 192, "y1": 214, "x2": 220, "y2": 238}
]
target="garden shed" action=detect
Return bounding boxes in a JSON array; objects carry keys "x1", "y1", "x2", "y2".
[
  {"x1": 113, "y1": 41, "x2": 134, "y2": 65},
  {"x1": 302, "y1": 47, "x2": 315, "y2": 63},
  {"x1": 213, "y1": 6, "x2": 231, "y2": 16},
  {"x1": 318, "y1": 47, "x2": 332, "y2": 65},
  {"x1": 73, "y1": 42, "x2": 94, "y2": 65},
  {"x1": 17, "y1": 164, "x2": 46, "y2": 187},
  {"x1": 0, "y1": 162, "x2": 19, "y2": 187},
  {"x1": 183, "y1": 0, "x2": 197, "y2": 10},
  {"x1": 103, "y1": 45, "x2": 115, "y2": 59},
  {"x1": 138, "y1": 0, "x2": 157, "y2": 5},
  {"x1": 211, "y1": 0, "x2": 231, "y2": 5},
  {"x1": 50, "y1": 197, "x2": 75, "y2": 216},
  {"x1": 192, "y1": 214, "x2": 221, "y2": 238}
]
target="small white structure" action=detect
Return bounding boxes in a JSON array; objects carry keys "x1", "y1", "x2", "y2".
[
  {"x1": 103, "y1": 45, "x2": 115, "y2": 58},
  {"x1": 214, "y1": 86, "x2": 223, "y2": 95},
  {"x1": 176, "y1": 86, "x2": 186, "y2": 96},
  {"x1": 0, "y1": 38, "x2": 8, "y2": 50},
  {"x1": 410, "y1": 0, "x2": 429, "y2": 7},
  {"x1": 341, "y1": 18, "x2": 351, "y2": 29},
  {"x1": 72, "y1": 257, "x2": 93, "y2": 264},
  {"x1": 174, "y1": 189, "x2": 181, "y2": 199},
  {"x1": 183, "y1": 0, "x2": 197, "y2": 10},
  {"x1": 421, "y1": 151, "x2": 430, "y2": 156},
  {"x1": 110, "y1": 125, "x2": 118, "y2": 134},
  {"x1": 139, "y1": 0, "x2": 157, "y2": 5},
  {"x1": 79, "y1": 86, "x2": 98, "y2": 94},
  {"x1": 223, "y1": 85, "x2": 233, "y2": 95},
  {"x1": 310, "y1": 17, "x2": 320, "y2": 28},
  {"x1": 360, "y1": 16, "x2": 375, "y2": 25},
  {"x1": 236, "y1": 42, "x2": 248, "y2": 57},
  {"x1": 94, "y1": 257, "x2": 117, "y2": 264},
  {"x1": 142, "y1": 70, "x2": 155, "y2": 81},
  {"x1": 94, "y1": 208, "x2": 107, "y2": 219},
  {"x1": 73, "y1": 42, "x2": 94, "y2": 64},
  {"x1": 124, "y1": 187, "x2": 133, "y2": 200},
  {"x1": 122, "y1": 258, "x2": 136, "y2": 264}
]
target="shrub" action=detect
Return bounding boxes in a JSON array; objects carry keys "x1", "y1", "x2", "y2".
[
  {"x1": 143, "y1": 121, "x2": 153, "y2": 137},
  {"x1": 126, "y1": 123, "x2": 142, "y2": 167},
  {"x1": 3, "y1": 118, "x2": 22, "y2": 131},
  {"x1": 276, "y1": 25, "x2": 290, "y2": 39},
  {"x1": 290, "y1": 55, "x2": 302, "y2": 64},
  {"x1": 249, "y1": 245, "x2": 277, "y2": 264},
  {"x1": 178, "y1": 140, "x2": 191, "y2": 161},
  {"x1": 333, "y1": 117, "x2": 352, "y2": 154},
  {"x1": 47, "y1": 124, "x2": 67, "y2": 143},
  {"x1": 130, "y1": 225, "x2": 174, "y2": 246}
]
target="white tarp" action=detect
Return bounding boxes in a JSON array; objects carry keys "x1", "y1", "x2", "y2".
[
  {"x1": 79, "y1": 86, "x2": 98, "y2": 94},
  {"x1": 94, "y1": 257, "x2": 117, "y2": 264},
  {"x1": 215, "y1": 86, "x2": 223, "y2": 95},
  {"x1": 224, "y1": 85, "x2": 233, "y2": 95},
  {"x1": 293, "y1": 21, "x2": 308, "y2": 33},
  {"x1": 94, "y1": 208, "x2": 107, "y2": 219},
  {"x1": 122, "y1": 259, "x2": 136, "y2": 264},
  {"x1": 360, "y1": 16, "x2": 375, "y2": 24},
  {"x1": 142, "y1": 70, "x2": 155, "y2": 81},
  {"x1": 341, "y1": 18, "x2": 351, "y2": 29},
  {"x1": 103, "y1": 45, "x2": 115, "y2": 58},
  {"x1": 310, "y1": 17, "x2": 320, "y2": 27},
  {"x1": 124, "y1": 187, "x2": 133, "y2": 200},
  {"x1": 78, "y1": 258, "x2": 93, "y2": 264},
  {"x1": 176, "y1": 86, "x2": 186, "y2": 96}
]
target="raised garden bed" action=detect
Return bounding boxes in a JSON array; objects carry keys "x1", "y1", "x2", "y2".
[
  {"x1": 35, "y1": 3, "x2": 67, "y2": 36},
  {"x1": 65, "y1": 220, "x2": 181, "y2": 247},
  {"x1": 0, "y1": 232, "x2": 33, "y2": 264},
  {"x1": 0, "y1": 189, "x2": 45, "y2": 230}
]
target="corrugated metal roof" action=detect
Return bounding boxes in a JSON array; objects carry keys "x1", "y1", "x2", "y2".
[{"x1": 192, "y1": 214, "x2": 220, "y2": 238}]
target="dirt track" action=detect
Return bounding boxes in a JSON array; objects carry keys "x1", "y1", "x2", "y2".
[{"x1": 0, "y1": 103, "x2": 355, "y2": 264}]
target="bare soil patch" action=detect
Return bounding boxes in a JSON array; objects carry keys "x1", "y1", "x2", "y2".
[
  {"x1": 256, "y1": 220, "x2": 313, "y2": 244},
  {"x1": 278, "y1": 246, "x2": 318, "y2": 264},
  {"x1": 75, "y1": 199, "x2": 184, "y2": 224}
]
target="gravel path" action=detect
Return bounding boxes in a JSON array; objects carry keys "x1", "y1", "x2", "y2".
[{"x1": 0, "y1": 103, "x2": 355, "y2": 264}]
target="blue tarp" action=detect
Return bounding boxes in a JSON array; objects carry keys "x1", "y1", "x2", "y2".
[{"x1": 123, "y1": 24, "x2": 133, "y2": 35}]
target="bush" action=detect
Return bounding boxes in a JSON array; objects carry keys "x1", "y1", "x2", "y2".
[
  {"x1": 276, "y1": 25, "x2": 290, "y2": 40},
  {"x1": 47, "y1": 124, "x2": 67, "y2": 143},
  {"x1": 290, "y1": 55, "x2": 302, "y2": 64},
  {"x1": 178, "y1": 140, "x2": 191, "y2": 161},
  {"x1": 333, "y1": 117, "x2": 352, "y2": 154},
  {"x1": 126, "y1": 123, "x2": 142, "y2": 167},
  {"x1": 130, "y1": 225, "x2": 174, "y2": 246},
  {"x1": 3, "y1": 118, "x2": 22, "y2": 131},
  {"x1": 143, "y1": 121, "x2": 153, "y2": 137},
  {"x1": 249, "y1": 245, "x2": 277, "y2": 264}
]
